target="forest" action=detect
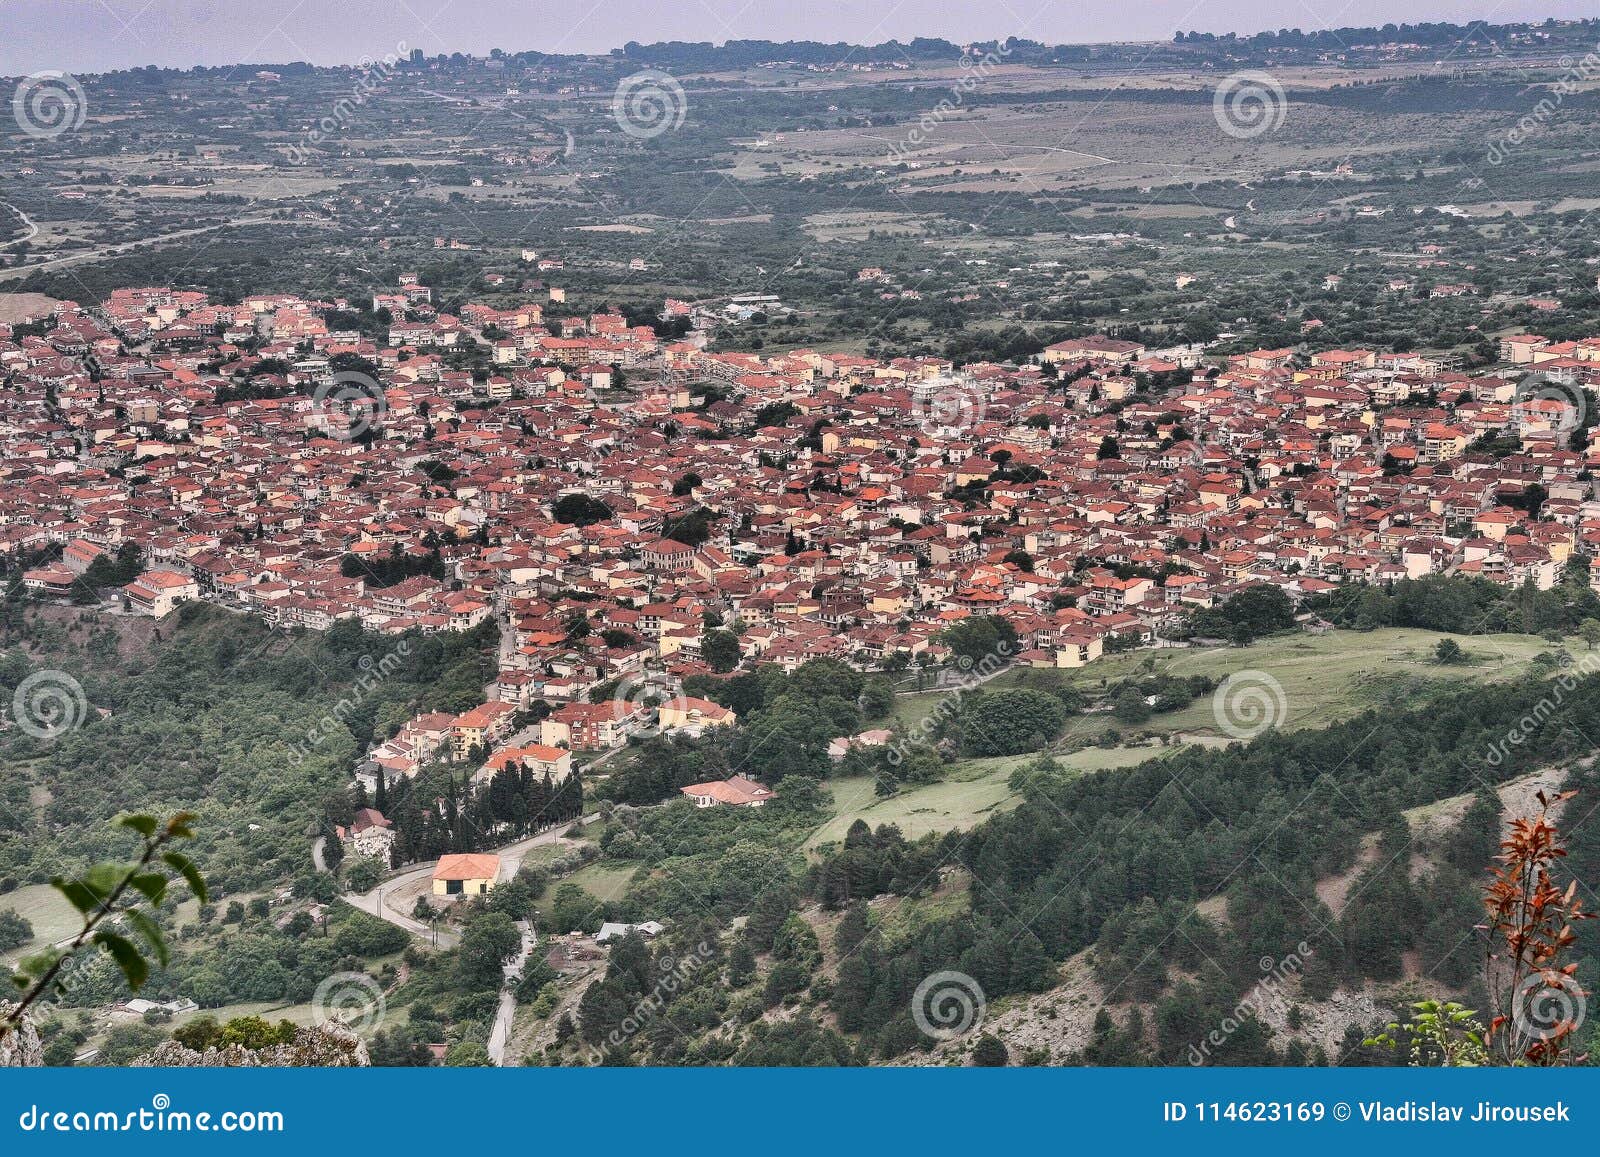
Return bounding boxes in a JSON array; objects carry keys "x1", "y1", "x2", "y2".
[
  {"x1": 0, "y1": 604, "x2": 496, "y2": 892},
  {"x1": 550, "y1": 663, "x2": 1600, "y2": 1066}
]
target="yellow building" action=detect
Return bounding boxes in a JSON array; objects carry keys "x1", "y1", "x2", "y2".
[
  {"x1": 432, "y1": 853, "x2": 501, "y2": 897},
  {"x1": 658, "y1": 696, "x2": 737, "y2": 731}
]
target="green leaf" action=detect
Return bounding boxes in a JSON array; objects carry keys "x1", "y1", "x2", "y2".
[
  {"x1": 162, "y1": 852, "x2": 207, "y2": 903},
  {"x1": 122, "y1": 910, "x2": 169, "y2": 967},
  {"x1": 128, "y1": 873, "x2": 167, "y2": 906},
  {"x1": 83, "y1": 863, "x2": 124, "y2": 900},
  {"x1": 51, "y1": 877, "x2": 101, "y2": 916},
  {"x1": 92, "y1": 930, "x2": 149, "y2": 991},
  {"x1": 116, "y1": 814, "x2": 158, "y2": 838}
]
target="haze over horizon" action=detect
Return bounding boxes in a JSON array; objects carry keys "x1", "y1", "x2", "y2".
[{"x1": 1, "y1": 0, "x2": 1596, "y2": 76}]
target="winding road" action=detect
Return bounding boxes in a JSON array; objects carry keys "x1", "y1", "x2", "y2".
[
  {"x1": 0, "y1": 213, "x2": 292, "y2": 281},
  {"x1": 0, "y1": 200, "x2": 39, "y2": 247},
  {"x1": 343, "y1": 818, "x2": 595, "y2": 951},
  {"x1": 487, "y1": 920, "x2": 535, "y2": 1066}
]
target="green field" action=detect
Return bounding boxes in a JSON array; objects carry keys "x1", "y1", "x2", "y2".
[
  {"x1": 536, "y1": 862, "x2": 639, "y2": 915},
  {"x1": 840, "y1": 625, "x2": 1571, "y2": 855},
  {"x1": 1, "y1": 882, "x2": 224, "y2": 960},
  {"x1": 893, "y1": 627, "x2": 1568, "y2": 743},
  {"x1": 0, "y1": 882, "x2": 81, "y2": 954},
  {"x1": 806, "y1": 743, "x2": 1164, "y2": 852}
]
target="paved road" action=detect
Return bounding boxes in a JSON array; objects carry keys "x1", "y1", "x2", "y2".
[
  {"x1": 0, "y1": 200, "x2": 39, "y2": 247},
  {"x1": 487, "y1": 920, "x2": 535, "y2": 1066},
  {"x1": 343, "y1": 819, "x2": 594, "y2": 950},
  {"x1": 344, "y1": 859, "x2": 459, "y2": 948},
  {"x1": 0, "y1": 214, "x2": 288, "y2": 281}
]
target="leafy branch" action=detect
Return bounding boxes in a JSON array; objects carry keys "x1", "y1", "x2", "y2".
[
  {"x1": 1366, "y1": 999, "x2": 1489, "y2": 1067},
  {"x1": 4, "y1": 811, "x2": 206, "y2": 1034},
  {"x1": 1481, "y1": 789, "x2": 1594, "y2": 1065}
]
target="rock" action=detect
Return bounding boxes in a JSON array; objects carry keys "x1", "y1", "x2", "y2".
[
  {"x1": 133, "y1": 1023, "x2": 370, "y2": 1067},
  {"x1": 0, "y1": 1004, "x2": 45, "y2": 1067}
]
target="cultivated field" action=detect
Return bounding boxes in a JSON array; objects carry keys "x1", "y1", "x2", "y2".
[{"x1": 894, "y1": 626, "x2": 1572, "y2": 742}]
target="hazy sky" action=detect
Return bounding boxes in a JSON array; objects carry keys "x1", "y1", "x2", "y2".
[{"x1": 1, "y1": 0, "x2": 1594, "y2": 75}]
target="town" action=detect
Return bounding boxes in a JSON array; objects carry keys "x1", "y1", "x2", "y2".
[
  {"x1": 4, "y1": 281, "x2": 1599, "y2": 796},
  {"x1": 3, "y1": 272, "x2": 1600, "y2": 825}
]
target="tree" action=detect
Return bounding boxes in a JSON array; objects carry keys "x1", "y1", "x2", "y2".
[
  {"x1": 942, "y1": 615, "x2": 1019, "y2": 667},
  {"x1": 961, "y1": 688, "x2": 1066, "y2": 756},
  {"x1": 546, "y1": 883, "x2": 597, "y2": 936},
  {"x1": 1113, "y1": 686, "x2": 1152, "y2": 724},
  {"x1": 459, "y1": 911, "x2": 522, "y2": 989},
  {"x1": 1579, "y1": 618, "x2": 1600, "y2": 650},
  {"x1": 0, "y1": 909, "x2": 33, "y2": 951},
  {"x1": 727, "y1": 938, "x2": 756, "y2": 987},
  {"x1": 99, "y1": 1022, "x2": 167, "y2": 1066},
  {"x1": 703, "y1": 629, "x2": 741, "y2": 673},
  {"x1": 971, "y1": 1034, "x2": 1009, "y2": 1066},
  {"x1": 552, "y1": 492, "x2": 613, "y2": 527},
  {"x1": 445, "y1": 1041, "x2": 491, "y2": 1066},
  {"x1": 1433, "y1": 638, "x2": 1466, "y2": 665},
  {"x1": 857, "y1": 678, "x2": 894, "y2": 720},
  {"x1": 343, "y1": 856, "x2": 383, "y2": 893},
  {"x1": 172, "y1": 1016, "x2": 223, "y2": 1051}
]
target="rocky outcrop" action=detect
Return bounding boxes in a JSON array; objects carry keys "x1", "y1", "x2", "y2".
[
  {"x1": 133, "y1": 1023, "x2": 370, "y2": 1067},
  {"x1": 0, "y1": 1005, "x2": 45, "y2": 1067}
]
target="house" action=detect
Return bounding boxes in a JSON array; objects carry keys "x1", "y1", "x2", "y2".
[
  {"x1": 481, "y1": 742, "x2": 572, "y2": 782},
  {"x1": 680, "y1": 775, "x2": 774, "y2": 808},
  {"x1": 123, "y1": 569, "x2": 199, "y2": 617},
  {"x1": 451, "y1": 701, "x2": 517, "y2": 760},
  {"x1": 337, "y1": 807, "x2": 395, "y2": 860},
  {"x1": 642, "y1": 538, "x2": 695, "y2": 573},
  {"x1": 61, "y1": 539, "x2": 107, "y2": 576},
  {"x1": 828, "y1": 728, "x2": 893, "y2": 760},
  {"x1": 21, "y1": 564, "x2": 77, "y2": 599},
  {"x1": 657, "y1": 696, "x2": 737, "y2": 732},
  {"x1": 595, "y1": 920, "x2": 664, "y2": 943},
  {"x1": 1041, "y1": 335, "x2": 1145, "y2": 365},
  {"x1": 541, "y1": 701, "x2": 634, "y2": 750},
  {"x1": 1054, "y1": 633, "x2": 1103, "y2": 668},
  {"x1": 432, "y1": 853, "x2": 501, "y2": 896}
]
